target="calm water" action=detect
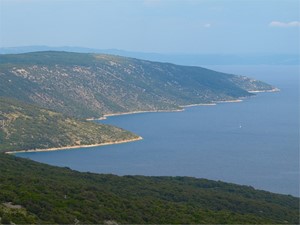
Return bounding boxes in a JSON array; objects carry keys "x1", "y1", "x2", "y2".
[{"x1": 17, "y1": 66, "x2": 299, "y2": 196}]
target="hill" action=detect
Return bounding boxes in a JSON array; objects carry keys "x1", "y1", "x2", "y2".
[
  {"x1": 0, "y1": 97, "x2": 140, "y2": 153},
  {"x1": 0, "y1": 51, "x2": 275, "y2": 118},
  {"x1": 0, "y1": 153, "x2": 298, "y2": 224}
]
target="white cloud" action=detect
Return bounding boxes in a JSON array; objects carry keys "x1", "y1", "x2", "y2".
[
  {"x1": 204, "y1": 23, "x2": 211, "y2": 28},
  {"x1": 269, "y1": 21, "x2": 300, "y2": 28}
]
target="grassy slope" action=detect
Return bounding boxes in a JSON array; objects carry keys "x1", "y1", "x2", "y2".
[
  {"x1": 0, "y1": 97, "x2": 139, "y2": 153},
  {"x1": 0, "y1": 153, "x2": 299, "y2": 224},
  {"x1": 0, "y1": 51, "x2": 275, "y2": 118}
]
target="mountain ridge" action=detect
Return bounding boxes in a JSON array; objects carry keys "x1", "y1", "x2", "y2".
[{"x1": 0, "y1": 51, "x2": 275, "y2": 119}]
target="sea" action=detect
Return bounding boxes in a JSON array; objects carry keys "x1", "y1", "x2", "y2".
[{"x1": 16, "y1": 65, "x2": 299, "y2": 197}]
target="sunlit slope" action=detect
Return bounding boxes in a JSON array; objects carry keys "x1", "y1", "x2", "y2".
[
  {"x1": 0, "y1": 51, "x2": 274, "y2": 118},
  {"x1": 0, "y1": 97, "x2": 139, "y2": 153}
]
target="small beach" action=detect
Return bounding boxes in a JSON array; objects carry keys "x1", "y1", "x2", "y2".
[
  {"x1": 87, "y1": 90, "x2": 276, "y2": 121},
  {"x1": 5, "y1": 137, "x2": 143, "y2": 154}
]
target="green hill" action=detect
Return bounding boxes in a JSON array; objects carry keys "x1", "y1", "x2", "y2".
[
  {"x1": 0, "y1": 51, "x2": 275, "y2": 118},
  {"x1": 0, "y1": 97, "x2": 140, "y2": 153},
  {"x1": 0, "y1": 153, "x2": 298, "y2": 224}
]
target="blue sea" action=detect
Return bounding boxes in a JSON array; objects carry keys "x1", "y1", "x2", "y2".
[{"x1": 17, "y1": 65, "x2": 299, "y2": 196}]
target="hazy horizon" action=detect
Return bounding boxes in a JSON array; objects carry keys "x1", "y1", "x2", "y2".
[{"x1": 0, "y1": 0, "x2": 299, "y2": 54}]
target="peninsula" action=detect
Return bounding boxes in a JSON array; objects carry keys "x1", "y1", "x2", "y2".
[
  {"x1": 0, "y1": 51, "x2": 276, "y2": 153},
  {"x1": 0, "y1": 97, "x2": 140, "y2": 153},
  {"x1": 0, "y1": 51, "x2": 275, "y2": 119}
]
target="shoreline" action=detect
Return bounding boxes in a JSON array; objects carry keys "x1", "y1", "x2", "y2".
[
  {"x1": 88, "y1": 88, "x2": 277, "y2": 121},
  {"x1": 213, "y1": 99, "x2": 243, "y2": 103},
  {"x1": 248, "y1": 88, "x2": 280, "y2": 93},
  {"x1": 5, "y1": 136, "x2": 143, "y2": 154},
  {"x1": 181, "y1": 103, "x2": 216, "y2": 107},
  {"x1": 9, "y1": 88, "x2": 277, "y2": 154},
  {"x1": 89, "y1": 100, "x2": 244, "y2": 121},
  {"x1": 87, "y1": 109, "x2": 184, "y2": 121}
]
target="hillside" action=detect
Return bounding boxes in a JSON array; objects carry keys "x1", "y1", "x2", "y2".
[
  {"x1": 0, "y1": 153, "x2": 298, "y2": 224},
  {"x1": 0, "y1": 97, "x2": 140, "y2": 153},
  {"x1": 0, "y1": 51, "x2": 275, "y2": 118}
]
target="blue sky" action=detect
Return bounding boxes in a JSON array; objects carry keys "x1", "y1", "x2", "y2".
[{"x1": 0, "y1": 0, "x2": 299, "y2": 54}]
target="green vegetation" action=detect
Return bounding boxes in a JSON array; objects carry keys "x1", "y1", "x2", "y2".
[
  {"x1": 0, "y1": 153, "x2": 298, "y2": 224},
  {"x1": 0, "y1": 51, "x2": 289, "y2": 224},
  {"x1": 0, "y1": 97, "x2": 139, "y2": 153},
  {"x1": 0, "y1": 51, "x2": 275, "y2": 118}
]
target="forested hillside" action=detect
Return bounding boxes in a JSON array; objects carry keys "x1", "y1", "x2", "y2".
[{"x1": 0, "y1": 153, "x2": 298, "y2": 224}]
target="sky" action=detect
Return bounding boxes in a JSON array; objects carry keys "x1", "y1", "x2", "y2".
[{"x1": 0, "y1": 0, "x2": 299, "y2": 54}]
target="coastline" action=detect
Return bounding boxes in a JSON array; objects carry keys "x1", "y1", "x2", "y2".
[
  {"x1": 181, "y1": 103, "x2": 216, "y2": 107},
  {"x1": 5, "y1": 136, "x2": 143, "y2": 154},
  {"x1": 213, "y1": 99, "x2": 243, "y2": 103},
  {"x1": 87, "y1": 109, "x2": 184, "y2": 121},
  {"x1": 87, "y1": 89, "x2": 278, "y2": 121},
  {"x1": 6, "y1": 88, "x2": 277, "y2": 154},
  {"x1": 248, "y1": 87, "x2": 280, "y2": 93},
  {"x1": 90, "y1": 101, "x2": 243, "y2": 121}
]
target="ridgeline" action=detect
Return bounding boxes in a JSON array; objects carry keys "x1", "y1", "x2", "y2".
[{"x1": 0, "y1": 51, "x2": 275, "y2": 118}]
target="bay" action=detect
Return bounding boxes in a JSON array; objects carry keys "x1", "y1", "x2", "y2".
[{"x1": 17, "y1": 65, "x2": 299, "y2": 196}]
